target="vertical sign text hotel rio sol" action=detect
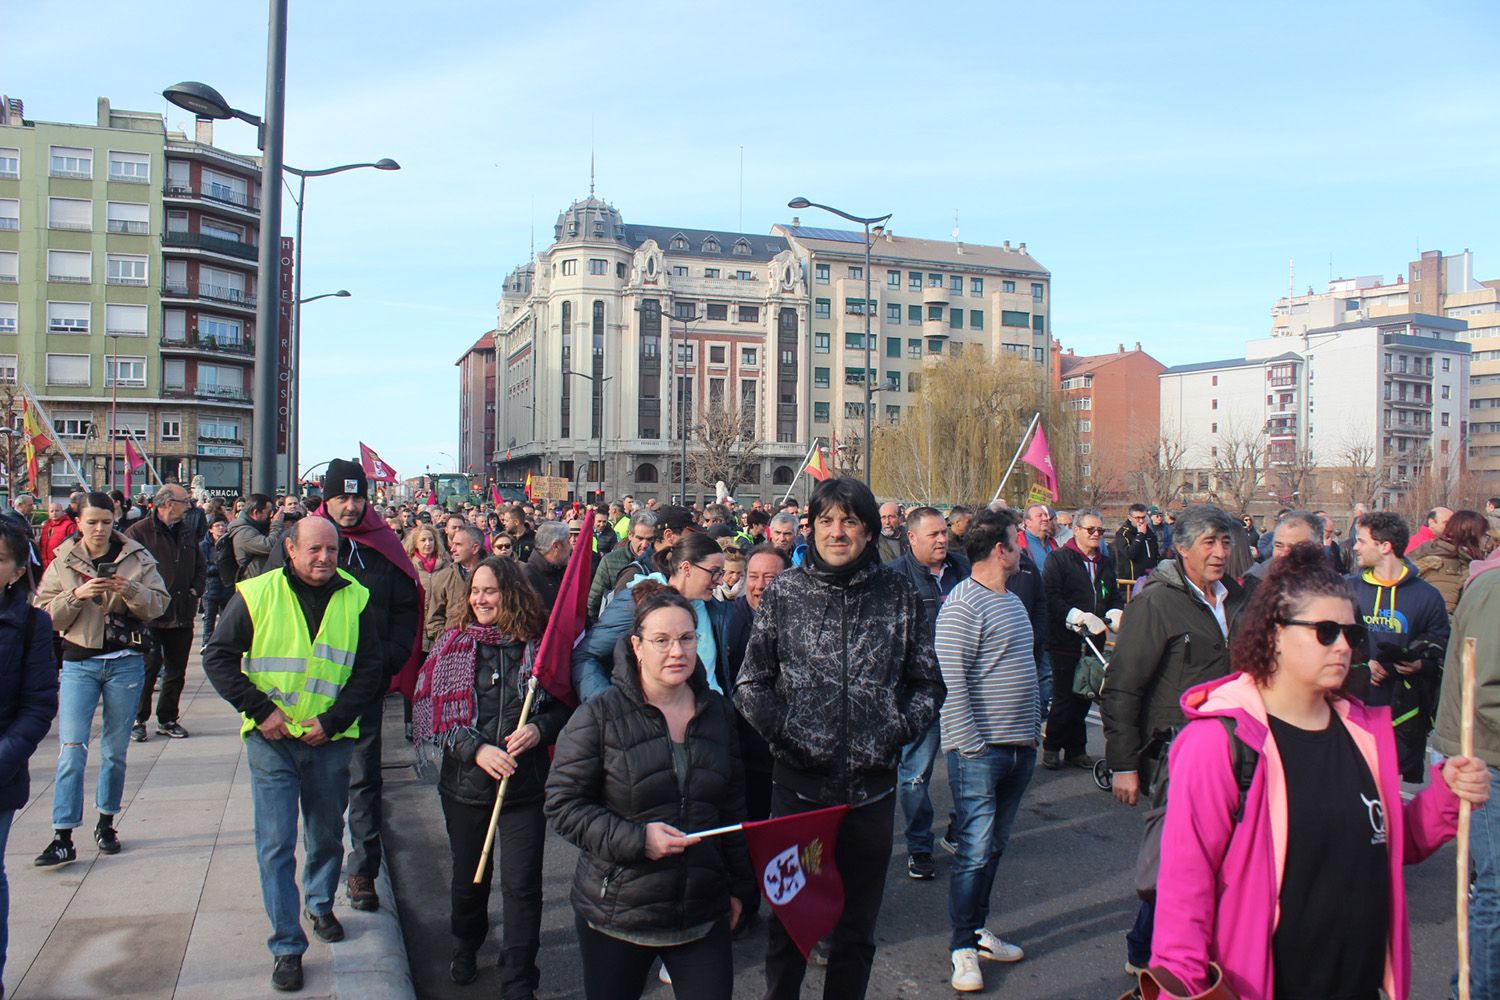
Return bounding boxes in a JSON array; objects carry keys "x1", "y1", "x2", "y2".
[{"x1": 276, "y1": 237, "x2": 295, "y2": 454}]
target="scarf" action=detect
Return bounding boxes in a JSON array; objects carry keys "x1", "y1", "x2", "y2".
[
  {"x1": 411, "y1": 624, "x2": 509, "y2": 745},
  {"x1": 805, "y1": 534, "x2": 880, "y2": 585},
  {"x1": 415, "y1": 553, "x2": 438, "y2": 574}
]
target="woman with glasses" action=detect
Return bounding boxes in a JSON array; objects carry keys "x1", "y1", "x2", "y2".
[
  {"x1": 572, "y1": 533, "x2": 733, "y2": 703},
  {"x1": 1148, "y1": 543, "x2": 1487, "y2": 1000},
  {"x1": 546, "y1": 582, "x2": 753, "y2": 1000}
]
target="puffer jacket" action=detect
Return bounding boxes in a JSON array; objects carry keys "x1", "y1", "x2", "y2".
[
  {"x1": 545, "y1": 641, "x2": 755, "y2": 935},
  {"x1": 438, "y1": 636, "x2": 571, "y2": 808},
  {"x1": 1100, "y1": 557, "x2": 1249, "y2": 772},
  {"x1": 126, "y1": 512, "x2": 206, "y2": 628},
  {"x1": 1408, "y1": 538, "x2": 1474, "y2": 614},
  {"x1": 734, "y1": 557, "x2": 945, "y2": 805},
  {"x1": 34, "y1": 532, "x2": 170, "y2": 654},
  {"x1": 1042, "y1": 540, "x2": 1123, "y2": 657},
  {"x1": 0, "y1": 592, "x2": 58, "y2": 811}
]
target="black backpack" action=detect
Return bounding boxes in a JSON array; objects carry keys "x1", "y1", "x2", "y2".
[
  {"x1": 214, "y1": 527, "x2": 241, "y2": 588},
  {"x1": 1218, "y1": 716, "x2": 1260, "y2": 823}
]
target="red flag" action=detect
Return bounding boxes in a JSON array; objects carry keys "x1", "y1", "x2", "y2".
[
  {"x1": 1020, "y1": 423, "x2": 1057, "y2": 495},
  {"x1": 359, "y1": 442, "x2": 399, "y2": 484},
  {"x1": 530, "y1": 507, "x2": 594, "y2": 706},
  {"x1": 743, "y1": 805, "x2": 851, "y2": 958},
  {"x1": 22, "y1": 399, "x2": 51, "y2": 493},
  {"x1": 491, "y1": 484, "x2": 503, "y2": 506},
  {"x1": 123, "y1": 436, "x2": 146, "y2": 496},
  {"x1": 804, "y1": 446, "x2": 831, "y2": 482}
]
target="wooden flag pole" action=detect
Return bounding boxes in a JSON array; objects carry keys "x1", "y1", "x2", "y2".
[
  {"x1": 1458, "y1": 636, "x2": 1478, "y2": 1000},
  {"x1": 474, "y1": 676, "x2": 538, "y2": 884}
]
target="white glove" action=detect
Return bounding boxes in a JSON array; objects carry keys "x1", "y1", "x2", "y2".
[
  {"x1": 1105, "y1": 609, "x2": 1123, "y2": 633},
  {"x1": 1066, "y1": 608, "x2": 1106, "y2": 635}
]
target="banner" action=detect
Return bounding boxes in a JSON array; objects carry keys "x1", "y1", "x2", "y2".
[
  {"x1": 1021, "y1": 424, "x2": 1057, "y2": 495},
  {"x1": 359, "y1": 442, "x2": 399, "y2": 483},
  {"x1": 275, "y1": 237, "x2": 294, "y2": 456},
  {"x1": 1026, "y1": 483, "x2": 1055, "y2": 506},
  {"x1": 742, "y1": 805, "x2": 850, "y2": 959},
  {"x1": 21, "y1": 398, "x2": 51, "y2": 493},
  {"x1": 123, "y1": 437, "x2": 146, "y2": 497},
  {"x1": 530, "y1": 507, "x2": 594, "y2": 706}
]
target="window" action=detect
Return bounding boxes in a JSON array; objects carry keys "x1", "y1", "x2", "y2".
[
  {"x1": 50, "y1": 146, "x2": 92, "y2": 178},
  {"x1": 670, "y1": 234, "x2": 688, "y2": 250},
  {"x1": 928, "y1": 338, "x2": 944, "y2": 354},
  {"x1": 676, "y1": 343, "x2": 695, "y2": 363},
  {"x1": 736, "y1": 270, "x2": 752, "y2": 281},
  {"x1": 1032, "y1": 283, "x2": 1045, "y2": 300},
  {"x1": 705, "y1": 303, "x2": 728, "y2": 321},
  {"x1": 907, "y1": 305, "x2": 921, "y2": 323},
  {"x1": 0, "y1": 199, "x2": 16, "y2": 231},
  {"x1": 1211, "y1": 422, "x2": 1218, "y2": 433},
  {"x1": 886, "y1": 405, "x2": 900, "y2": 423},
  {"x1": 48, "y1": 301, "x2": 90, "y2": 334},
  {"x1": 709, "y1": 345, "x2": 726, "y2": 364},
  {"x1": 949, "y1": 308, "x2": 963, "y2": 329},
  {"x1": 1211, "y1": 375, "x2": 1219, "y2": 386},
  {"x1": 887, "y1": 269, "x2": 901, "y2": 288},
  {"x1": 814, "y1": 332, "x2": 830, "y2": 353},
  {"x1": 671, "y1": 265, "x2": 688, "y2": 277},
  {"x1": 46, "y1": 250, "x2": 91, "y2": 284},
  {"x1": 0, "y1": 354, "x2": 13, "y2": 384},
  {"x1": 1441, "y1": 385, "x2": 1451, "y2": 400},
  {"x1": 106, "y1": 201, "x2": 149, "y2": 234},
  {"x1": 1002, "y1": 280, "x2": 1016, "y2": 293},
  {"x1": 199, "y1": 265, "x2": 247, "y2": 302},
  {"x1": 703, "y1": 236, "x2": 720, "y2": 253},
  {"x1": 845, "y1": 402, "x2": 865, "y2": 418},
  {"x1": 561, "y1": 259, "x2": 577, "y2": 276},
  {"x1": 197, "y1": 363, "x2": 244, "y2": 397},
  {"x1": 846, "y1": 265, "x2": 864, "y2": 279},
  {"x1": 1211, "y1": 399, "x2": 1218, "y2": 410},
  {"x1": 908, "y1": 272, "x2": 922, "y2": 291},
  {"x1": 885, "y1": 337, "x2": 900, "y2": 358},
  {"x1": 845, "y1": 332, "x2": 865, "y2": 350},
  {"x1": 814, "y1": 401, "x2": 830, "y2": 423},
  {"x1": 107, "y1": 254, "x2": 147, "y2": 285},
  {"x1": 969, "y1": 309, "x2": 984, "y2": 329},
  {"x1": 53, "y1": 412, "x2": 92, "y2": 438},
  {"x1": 589, "y1": 259, "x2": 607, "y2": 275},
  {"x1": 202, "y1": 169, "x2": 249, "y2": 208},
  {"x1": 928, "y1": 273, "x2": 943, "y2": 287},
  {"x1": 709, "y1": 377, "x2": 724, "y2": 407},
  {"x1": 46, "y1": 353, "x2": 91, "y2": 386},
  {"x1": 1442, "y1": 412, "x2": 1451, "y2": 427},
  {"x1": 886, "y1": 303, "x2": 901, "y2": 323},
  {"x1": 105, "y1": 355, "x2": 146, "y2": 388},
  {"x1": 741, "y1": 347, "x2": 757, "y2": 366},
  {"x1": 1033, "y1": 315, "x2": 1045, "y2": 335},
  {"x1": 200, "y1": 315, "x2": 243, "y2": 346},
  {"x1": 673, "y1": 302, "x2": 697, "y2": 321},
  {"x1": 909, "y1": 372, "x2": 922, "y2": 392},
  {"x1": 199, "y1": 416, "x2": 241, "y2": 442},
  {"x1": 814, "y1": 367, "x2": 830, "y2": 388},
  {"x1": 160, "y1": 414, "x2": 182, "y2": 441},
  {"x1": 732, "y1": 239, "x2": 751, "y2": 256},
  {"x1": 200, "y1": 218, "x2": 244, "y2": 242},
  {"x1": 814, "y1": 298, "x2": 831, "y2": 319},
  {"x1": 815, "y1": 263, "x2": 830, "y2": 284},
  {"x1": 1443, "y1": 357, "x2": 1452, "y2": 372},
  {"x1": 108, "y1": 150, "x2": 150, "y2": 183},
  {"x1": 0, "y1": 302, "x2": 14, "y2": 333},
  {"x1": 0, "y1": 147, "x2": 17, "y2": 178},
  {"x1": 887, "y1": 371, "x2": 902, "y2": 391},
  {"x1": 105, "y1": 304, "x2": 147, "y2": 336},
  {"x1": 927, "y1": 305, "x2": 943, "y2": 321},
  {"x1": 949, "y1": 275, "x2": 963, "y2": 294},
  {"x1": 845, "y1": 297, "x2": 869, "y2": 315},
  {"x1": 971, "y1": 277, "x2": 983, "y2": 295},
  {"x1": 1078, "y1": 420, "x2": 1092, "y2": 432},
  {"x1": 737, "y1": 305, "x2": 760, "y2": 323},
  {"x1": 1001, "y1": 310, "x2": 1029, "y2": 327},
  {"x1": 162, "y1": 358, "x2": 187, "y2": 390},
  {"x1": 704, "y1": 267, "x2": 720, "y2": 278}
]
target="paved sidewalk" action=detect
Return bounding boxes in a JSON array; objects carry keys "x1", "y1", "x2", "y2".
[{"x1": 5, "y1": 651, "x2": 415, "y2": 1000}]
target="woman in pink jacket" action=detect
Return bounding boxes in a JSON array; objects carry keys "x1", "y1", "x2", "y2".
[{"x1": 1152, "y1": 543, "x2": 1489, "y2": 1000}]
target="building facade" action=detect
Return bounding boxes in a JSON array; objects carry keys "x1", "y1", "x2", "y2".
[
  {"x1": 456, "y1": 330, "x2": 496, "y2": 481},
  {"x1": 1053, "y1": 342, "x2": 1165, "y2": 498},
  {"x1": 0, "y1": 96, "x2": 260, "y2": 499}
]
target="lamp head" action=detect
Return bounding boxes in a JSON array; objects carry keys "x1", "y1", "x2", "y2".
[
  {"x1": 374, "y1": 158, "x2": 400, "y2": 171},
  {"x1": 787, "y1": 197, "x2": 811, "y2": 209},
  {"x1": 163, "y1": 81, "x2": 234, "y2": 120},
  {"x1": 334, "y1": 290, "x2": 351, "y2": 298}
]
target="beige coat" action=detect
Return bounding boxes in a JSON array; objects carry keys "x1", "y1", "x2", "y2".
[
  {"x1": 35, "y1": 532, "x2": 171, "y2": 650},
  {"x1": 424, "y1": 562, "x2": 470, "y2": 643}
]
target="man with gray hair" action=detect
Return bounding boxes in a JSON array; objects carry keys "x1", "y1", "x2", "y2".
[
  {"x1": 526, "y1": 520, "x2": 572, "y2": 613},
  {"x1": 1100, "y1": 503, "x2": 1250, "y2": 976},
  {"x1": 425, "y1": 523, "x2": 484, "y2": 642},
  {"x1": 768, "y1": 511, "x2": 801, "y2": 562},
  {"x1": 1241, "y1": 509, "x2": 1325, "y2": 592}
]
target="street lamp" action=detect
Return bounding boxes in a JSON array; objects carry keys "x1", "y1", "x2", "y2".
[
  {"x1": 562, "y1": 371, "x2": 614, "y2": 500},
  {"x1": 788, "y1": 197, "x2": 891, "y2": 487},
  {"x1": 671, "y1": 313, "x2": 705, "y2": 503},
  {"x1": 297, "y1": 290, "x2": 350, "y2": 305},
  {"x1": 283, "y1": 159, "x2": 399, "y2": 490}
]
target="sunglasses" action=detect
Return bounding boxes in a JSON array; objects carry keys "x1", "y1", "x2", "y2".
[
  {"x1": 1079, "y1": 526, "x2": 1105, "y2": 536},
  {"x1": 1279, "y1": 618, "x2": 1368, "y2": 649}
]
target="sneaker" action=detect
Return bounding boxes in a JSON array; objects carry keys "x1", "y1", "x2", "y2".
[
  {"x1": 808, "y1": 941, "x2": 830, "y2": 966},
  {"x1": 1065, "y1": 752, "x2": 1094, "y2": 769},
  {"x1": 34, "y1": 836, "x2": 77, "y2": 867},
  {"x1": 449, "y1": 948, "x2": 477, "y2": 985},
  {"x1": 305, "y1": 909, "x2": 344, "y2": 942},
  {"x1": 94, "y1": 822, "x2": 121, "y2": 855},
  {"x1": 271, "y1": 955, "x2": 303, "y2": 992},
  {"x1": 130, "y1": 724, "x2": 148, "y2": 743},
  {"x1": 975, "y1": 928, "x2": 1024, "y2": 963},
  {"x1": 950, "y1": 948, "x2": 983, "y2": 992},
  {"x1": 156, "y1": 722, "x2": 190, "y2": 739},
  {"x1": 907, "y1": 852, "x2": 936, "y2": 880},
  {"x1": 347, "y1": 874, "x2": 379, "y2": 912},
  {"x1": 1125, "y1": 960, "x2": 1147, "y2": 978},
  {"x1": 938, "y1": 834, "x2": 958, "y2": 856},
  {"x1": 1042, "y1": 750, "x2": 1061, "y2": 770}
]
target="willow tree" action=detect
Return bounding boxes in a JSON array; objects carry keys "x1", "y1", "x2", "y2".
[{"x1": 871, "y1": 350, "x2": 1076, "y2": 507}]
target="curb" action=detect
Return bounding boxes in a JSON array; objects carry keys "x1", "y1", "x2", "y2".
[{"x1": 334, "y1": 852, "x2": 417, "y2": 999}]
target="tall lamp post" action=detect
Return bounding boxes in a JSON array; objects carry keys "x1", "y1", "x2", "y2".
[
  {"x1": 283, "y1": 159, "x2": 398, "y2": 489},
  {"x1": 671, "y1": 314, "x2": 704, "y2": 503},
  {"x1": 788, "y1": 197, "x2": 891, "y2": 487},
  {"x1": 562, "y1": 370, "x2": 613, "y2": 500}
]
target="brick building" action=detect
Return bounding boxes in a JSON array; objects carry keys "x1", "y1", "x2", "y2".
[{"x1": 1053, "y1": 341, "x2": 1165, "y2": 502}]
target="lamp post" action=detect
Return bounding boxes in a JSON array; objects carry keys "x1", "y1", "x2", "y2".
[
  {"x1": 671, "y1": 313, "x2": 704, "y2": 503},
  {"x1": 283, "y1": 158, "x2": 398, "y2": 491},
  {"x1": 788, "y1": 198, "x2": 891, "y2": 487},
  {"x1": 562, "y1": 370, "x2": 613, "y2": 500}
]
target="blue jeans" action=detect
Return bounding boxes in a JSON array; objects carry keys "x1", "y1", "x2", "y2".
[
  {"x1": 1036, "y1": 650, "x2": 1053, "y2": 723},
  {"x1": 244, "y1": 730, "x2": 356, "y2": 956},
  {"x1": 0, "y1": 808, "x2": 12, "y2": 981},
  {"x1": 946, "y1": 745, "x2": 1036, "y2": 951},
  {"x1": 898, "y1": 720, "x2": 941, "y2": 856},
  {"x1": 1458, "y1": 766, "x2": 1500, "y2": 999},
  {"x1": 52, "y1": 653, "x2": 145, "y2": 829}
]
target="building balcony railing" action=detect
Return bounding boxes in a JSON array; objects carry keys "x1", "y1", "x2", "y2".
[
  {"x1": 163, "y1": 182, "x2": 261, "y2": 212},
  {"x1": 1385, "y1": 367, "x2": 1433, "y2": 380},
  {"x1": 1388, "y1": 396, "x2": 1431, "y2": 408},
  {"x1": 164, "y1": 384, "x2": 251, "y2": 403},
  {"x1": 162, "y1": 282, "x2": 257, "y2": 309},
  {"x1": 49, "y1": 168, "x2": 92, "y2": 180},
  {"x1": 107, "y1": 220, "x2": 149, "y2": 235},
  {"x1": 163, "y1": 231, "x2": 258, "y2": 261},
  {"x1": 47, "y1": 274, "x2": 90, "y2": 283},
  {"x1": 106, "y1": 275, "x2": 147, "y2": 286},
  {"x1": 159, "y1": 335, "x2": 254, "y2": 356},
  {"x1": 198, "y1": 433, "x2": 244, "y2": 445}
]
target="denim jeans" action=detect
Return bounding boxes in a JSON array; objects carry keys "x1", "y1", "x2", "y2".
[
  {"x1": 1036, "y1": 649, "x2": 1053, "y2": 723},
  {"x1": 0, "y1": 808, "x2": 13, "y2": 981},
  {"x1": 897, "y1": 720, "x2": 941, "y2": 856},
  {"x1": 244, "y1": 730, "x2": 356, "y2": 956},
  {"x1": 1458, "y1": 766, "x2": 1500, "y2": 999},
  {"x1": 946, "y1": 745, "x2": 1036, "y2": 951},
  {"x1": 52, "y1": 653, "x2": 145, "y2": 829}
]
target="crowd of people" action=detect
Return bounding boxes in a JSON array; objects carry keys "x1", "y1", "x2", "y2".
[{"x1": 2, "y1": 469, "x2": 1500, "y2": 999}]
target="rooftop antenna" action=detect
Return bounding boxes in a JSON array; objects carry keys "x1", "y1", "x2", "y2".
[
  {"x1": 952, "y1": 210, "x2": 962, "y2": 254},
  {"x1": 529, "y1": 195, "x2": 535, "y2": 261},
  {"x1": 738, "y1": 145, "x2": 744, "y2": 231},
  {"x1": 589, "y1": 116, "x2": 596, "y2": 198}
]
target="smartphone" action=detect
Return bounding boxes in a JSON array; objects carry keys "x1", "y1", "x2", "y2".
[{"x1": 95, "y1": 562, "x2": 118, "y2": 579}]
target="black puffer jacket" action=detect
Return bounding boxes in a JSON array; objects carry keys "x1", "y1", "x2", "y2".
[
  {"x1": 545, "y1": 641, "x2": 754, "y2": 935},
  {"x1": 1042, "y1": 541, "x2": 1123, "y2": 657},
  {"x1": 734, "y1": 557, "x2": 945, "y2": 805},
  {"x1": 439, "y1": 637, "x2": 572, "y2": 809}
]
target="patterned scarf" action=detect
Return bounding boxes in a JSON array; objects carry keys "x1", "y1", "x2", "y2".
[{"x1": 411, "y1": 624, "x2": 510, "y2": 745}]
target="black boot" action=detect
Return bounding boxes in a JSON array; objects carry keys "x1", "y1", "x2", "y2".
[{"x1": 450, "y1": 948, "x2": 478, "y2": 985}]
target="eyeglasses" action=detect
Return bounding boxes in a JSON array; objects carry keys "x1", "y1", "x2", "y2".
[
  {"x1": 1279, "y1": 619, "x2": 1368, "y2": 649},
  {"x1": 692, "y1": 562, "x2": 726, "y2": 582},
  {"x1": 641, "y1": 633, "x2": 699, "y2": 653},
  {"x1": 1079, "y1": 526, "x2": 1105, "y2": 536}
]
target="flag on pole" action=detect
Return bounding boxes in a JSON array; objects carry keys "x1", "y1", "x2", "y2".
[
  {"x1": 1020, "y1": 423, "x2": 1057, "y2": 496},
  {"x1": 122, "y1": 436, "x2": 146, "y2": 497},
  {"x1": 805, "y1": 445, "x2": 831, "y2": 482},
  {"x1": 21, "y1": 398, "x2": 51, "y2": 493},
  {"x1": 491, "y1": 484, "x2": 503, "y2": 506},
  {"x1": 742, "y1": 805, "x2": 851, "y2": 959},
  {"x1": 426, "y1": 490, "x2": 438, "y2": 507},
  {"x1": 359, "y1": 442, "x2": 399, "y2": 484},
  {"x1": 530, "y1": 507, "x2": 594, "y2": 706},
  {"x1": 524, "y1": 470, "x2": 534, "y2": 500}
]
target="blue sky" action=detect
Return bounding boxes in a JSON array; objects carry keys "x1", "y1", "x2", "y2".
[{"x1": 11, "y1": 0, "x2": 1500, "y2": 478}]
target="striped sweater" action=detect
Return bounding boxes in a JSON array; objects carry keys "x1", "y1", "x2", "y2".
[{"x1": 935, "y1": 577, "x2": 1039, "y2": 754}]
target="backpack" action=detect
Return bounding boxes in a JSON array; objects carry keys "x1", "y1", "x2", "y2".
[
  {"x1": 214, "y1": 527, "x2": 242, "y2": 588},
  {"x1": 1217, "y1": 716, "x2": 1260, "y2": 823}
]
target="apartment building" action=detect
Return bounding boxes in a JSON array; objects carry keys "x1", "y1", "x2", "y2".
[
  {"x1": 0, "y1": 95, "x2": 260, "y2": 498},
  {"x1": 456, "y1": 330, "x2": 496, "y2": 480},
  {"x1": 1053, "y1": 342, "x2": 1165, "y2": 497}
]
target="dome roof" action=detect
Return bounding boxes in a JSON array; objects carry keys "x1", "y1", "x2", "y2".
[{"x1": 554, "y1": 196, "x2": 625, "y2": 244}]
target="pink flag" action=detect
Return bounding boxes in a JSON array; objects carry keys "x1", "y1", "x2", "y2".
[
  {"x1": 359, "y1": 442, "x2": 399, "y2": 483},
  {"x1": 123, "y1": 437, "x2": 147, "y2": 497},
  {"x1": 530, "y1": 507, "x2": 594, "y2": 707},
  {"x1": 743, "y1": 805, "x2": 851, "y2": 959},
  {"x1": 1020, "y1": 423, "x2": 1057, "y2": 495}
]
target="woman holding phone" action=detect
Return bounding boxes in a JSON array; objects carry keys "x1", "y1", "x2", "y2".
[{"x1": 32, "y1": 491, "x2": 168, "y2": 866}]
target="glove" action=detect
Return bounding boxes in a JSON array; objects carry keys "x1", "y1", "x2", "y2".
[
  {"x1": 1105, "y1": 609, "x2": 1123, "y2": 633},
  {"x1": 1066, "y1": 608, "x2": 1106, "y2": 635}
]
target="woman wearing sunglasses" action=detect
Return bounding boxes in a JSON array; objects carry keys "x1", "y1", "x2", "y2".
[{"x1": 1150, "y1": 542, "x2": 1488, "y2": 1000}]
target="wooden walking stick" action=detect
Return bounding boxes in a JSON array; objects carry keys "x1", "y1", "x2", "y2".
[
  {"x1": 474, "y1": 676, "x2": 538, "y2": 884},
  {"x1": 1458, "y1": 636, "x2": 1478, "y2": 1000}
]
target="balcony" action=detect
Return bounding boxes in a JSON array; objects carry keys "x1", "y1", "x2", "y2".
[
  {"x1": 1387, "y1": 394, "x2": 1431, "y2": 409},
  {"x1": 922, "y1": 318, "x2": 950, "y2": 338},
  {"x1": 160, "y1": 335, "x2": 254, "y2": 357},
  {"x1": 163, "y1": 182, "x2": 260, "y2": 213},
  {"x1": 162, "y1": 281, "x2": 257, "y2": 310},
  {"x1": 1385, "y1": 366, "x2": 1432, "y2": 381},
  {"x1": 163, "y1": 230, "x2": 258, "y2": 262},
  {"x1": 921, "y1": 284, "x2": 949, "y2": 307},
  {"x1": 164, "y1": 384, "x2": 251, "y2": 404},
  {"x1": 1268, "y1": 376, "x2": 1296, "y2": 388},
  {"x1": 107, "y1": 220, "x2": 149, "y2": 235}
]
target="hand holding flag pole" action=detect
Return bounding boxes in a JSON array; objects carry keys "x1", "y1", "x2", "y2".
[
  {"x1": 1457, "y1": 637, "x2": 1478, "y2": 1000},
  {"x1": 474, "y1": 676, "x2": 537, "y2": 884}
]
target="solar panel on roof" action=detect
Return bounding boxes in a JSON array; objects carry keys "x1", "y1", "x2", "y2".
[{"x1": 787, "y1": 226, "x2": 865, "y2": 243}]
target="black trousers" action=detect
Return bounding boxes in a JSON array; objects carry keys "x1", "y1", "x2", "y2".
[
  {"x1": 441, "y1": 793, "x2": 546, "y2": 999},
  {"x1": 764, "y1": 785, "x2": 895, "y2": 1000},
  {"x1": 575, "y1": 912, "x2": 732, "y2": 1000},
  {"x1": 346, "y1": 695, "x2": 386, "y2": 879},
  {"x1": 1043, "y1": 652, "x2": 1090, "y2": 755},
  {"x1": 137, "y1": 625, "x2": 194, "y2": 725}
]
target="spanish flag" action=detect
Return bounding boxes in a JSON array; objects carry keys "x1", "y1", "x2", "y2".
[
  {"x1": 804, "y1": 445, "x2": 831, "y2": 482},
  {"x1": 524, "y1": 470, "x2": 534, "y2": 500},
  {"x1": 22, "y1": 398, "x2": 51, "y2": 493}
]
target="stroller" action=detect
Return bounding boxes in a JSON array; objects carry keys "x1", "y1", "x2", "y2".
[{"x1": 1069, "y1": 629, "x2": 1117, "y2": 792}]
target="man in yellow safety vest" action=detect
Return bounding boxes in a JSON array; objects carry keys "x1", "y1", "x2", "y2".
[{"x1": 203, "y1": 516, "x2": 385, "y2": 993}]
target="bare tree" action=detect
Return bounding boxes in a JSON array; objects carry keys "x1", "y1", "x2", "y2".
[
  {"x1": 688, "y1": 402, "x2": 761, "y2": 496},
  {"x1": 1270, "y1": 441, "x2": 1319, "y2": 509},
  {"x1": 1132, "y1": 430, "x2": 1190, "y2": 507},
  {"x1": 1213, "y1": 422, "x2": 1268, "y2": 515},
  {"x1": 1331, "y1": 435, "x2": 1395, "y2": 510}
]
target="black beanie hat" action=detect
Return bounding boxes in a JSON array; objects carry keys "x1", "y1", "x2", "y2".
[{"x1": 322, "y1": 458, "x2": 368, "y2": 499}]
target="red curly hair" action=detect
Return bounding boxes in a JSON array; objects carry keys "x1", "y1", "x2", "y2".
[{"x1": 1230, "y1": 542, "x2": 1360, "y2": 684}]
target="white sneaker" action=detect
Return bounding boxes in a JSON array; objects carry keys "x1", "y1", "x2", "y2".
[
  {"x1": 975, "y1": 928, "x2": 1024, "y2": 962},
  {"x1": 657, "y1": 961, "x2": 671, "y2": 985},
  {"x1": 950, "y1": 948, "x2": 983, "y2": 992}
]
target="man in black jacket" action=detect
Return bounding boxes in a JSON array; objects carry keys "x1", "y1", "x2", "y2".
[
  {"x1": 126, "y1": 483, "x2": 206, "y2": 741},
  {"x1": 524, "y1": 521, "x2": 571, "y2": 614},
  {"x1": 736, "y1": 477, "x2": 945, "y2": 1000},
  {"x1": 1113, "y1": 504, "x2": 1163, "y2": 587}
]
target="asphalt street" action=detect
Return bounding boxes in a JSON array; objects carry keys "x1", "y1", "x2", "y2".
[{"x1": 379, "y1": 696, "x2": 1465, "y2": 999}]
